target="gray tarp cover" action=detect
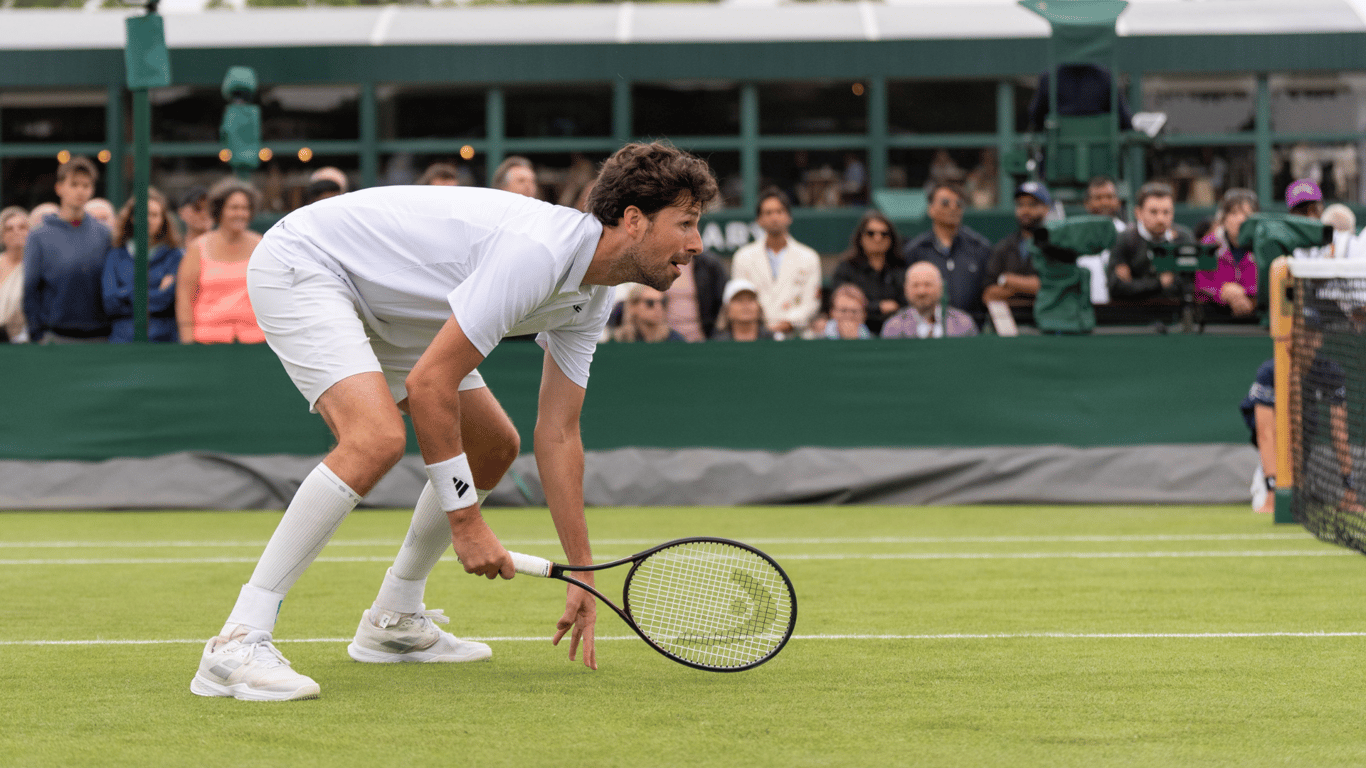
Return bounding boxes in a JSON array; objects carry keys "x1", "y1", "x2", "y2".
[{"x1": 0, "y1": 444, "x2": 1257, "y2": 510}]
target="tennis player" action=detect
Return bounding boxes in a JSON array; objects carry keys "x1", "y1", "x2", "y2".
[{"x1": 191, "y1": 142, "x2": 717, "y2": 701}]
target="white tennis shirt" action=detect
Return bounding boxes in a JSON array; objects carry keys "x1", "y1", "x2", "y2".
[{"x1": 264, "y1": 186, "x2": 613, "y2": 388}]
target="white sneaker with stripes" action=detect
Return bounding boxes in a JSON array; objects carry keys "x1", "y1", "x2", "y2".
[
  {"x1": 347, "y1": 606, "x2": 492, "y2": 663},
  {"x1": 190, "y1": 629, "x2": 320, "y2": 701}
]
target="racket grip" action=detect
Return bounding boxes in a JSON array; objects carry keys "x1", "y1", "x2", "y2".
[{"x1": 509, "y1": 551, "x2": 553, "y2": 578}]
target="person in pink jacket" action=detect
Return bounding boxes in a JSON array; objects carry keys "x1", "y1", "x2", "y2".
[{"x1": 1195, "y1": 188, "x2": 1259, "y2": 318}]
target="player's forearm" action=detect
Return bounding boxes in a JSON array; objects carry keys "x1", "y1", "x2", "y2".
[{"x1": 535, "y1": 425, "x2": 591, "y2": 568}]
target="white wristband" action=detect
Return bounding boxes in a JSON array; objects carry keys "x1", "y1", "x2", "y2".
[{"x1": 425, "y1": 453, "x2": 477, "y2": 512}]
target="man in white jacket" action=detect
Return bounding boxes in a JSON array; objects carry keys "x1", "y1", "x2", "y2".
[{"x1": 730, "y1": 189, "x2": 821, "y2": 338}]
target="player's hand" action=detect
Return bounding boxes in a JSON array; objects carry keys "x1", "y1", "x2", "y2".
[
  {"x1": 447, "y1": 506, "x2": 514, "y2": 580},
  {"x1": 552, "y1": 583, "x2": 597, "y2": 670}
]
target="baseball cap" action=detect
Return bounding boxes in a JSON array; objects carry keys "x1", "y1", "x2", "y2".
[
  {"x1": 722, "y1": 278, "x2": 759, "y2": 306},
  {"x1": 1015, "y1": 181, "x2": 1053, "y2": 207},
  {"x1": 177, "y1": 186, "x2": 208, "y2": 209},
  {"x1": 1286, "y1": 178, "x2": 1323, "y2": 210}
]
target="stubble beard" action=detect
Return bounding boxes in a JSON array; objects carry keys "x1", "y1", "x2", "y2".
[{"x1": 618, "y1": 243, "x2": 676, "y2": 291}]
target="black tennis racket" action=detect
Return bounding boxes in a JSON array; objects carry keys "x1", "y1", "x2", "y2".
[{"x1": 509, "y1": 537, "x2": 797, "y2": 672}]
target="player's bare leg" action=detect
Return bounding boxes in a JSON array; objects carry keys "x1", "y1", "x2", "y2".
[
  {"x1": 193, "y1": 373, "x2": 405, "y2": 700},
  {"x1": 351, "y1": 385, "x2": 520, "y2": 663}
]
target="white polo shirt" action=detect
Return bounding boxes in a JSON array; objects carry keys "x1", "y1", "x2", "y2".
[{"x1": 263, "y1": 186, "x2": 612, "y2": 388}]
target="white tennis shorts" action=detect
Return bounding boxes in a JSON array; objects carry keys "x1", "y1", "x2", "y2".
[{"x1": 246, "y1": 245, "x2": 484, "y2": 413}]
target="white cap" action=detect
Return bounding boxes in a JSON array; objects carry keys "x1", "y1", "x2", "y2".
[{"x1": 722, "y1": 278, "x2": 759, "y2": 305}]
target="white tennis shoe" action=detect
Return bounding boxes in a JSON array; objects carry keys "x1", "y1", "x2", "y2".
[
  {"x1": 190, "y1": 629, "x2": 320, "y2": 701},
  {"x1": 347, "y1": 606, "x2": 492, "y2": 663}
]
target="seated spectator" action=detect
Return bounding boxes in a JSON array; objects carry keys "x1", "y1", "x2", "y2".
[
  {"x1": 1195, "y1": 188, "x2": 1259, "y2": 318},
  {"x1": 309, "y1": 166, "x2": 349, "y2": 193},
  {"x1": 731, "y1": 188, "x2": 822, "y2": 338},
  {"x1": 303, "y1": 179, "x2": 342, "y2": 206},
  {"x1": 711, "y1": 279, "x2": 774, "y2": 342},
  {"x1": 1286, "y1": 179, "x2": 1331, "y2": 259},
  {"x1": 0, "y1": 206, "x2": 28, "y2": 343},
  {"x1": 492, "y1": 156, "x2": 538, "y2": 199},
  {"x1": 176, "y1": 186, "x2": 212, "y2": 247},
  {"x1": 983, "y1": 181, "x2": 1051, "y2": 306},
  {"x1": 23, "y1": 156, "x2": 112, "y2": 344},
  {"x1": 613, "y1": 284, "x2": 685, "y2": 343},
  {"x1": 102, "y1": 188, "x2": 183, "y2": 343},
  {"x1": 417, "y1": 163, "x2": 460, "y2": 186},
  {"x1": 1028, "y1": 63, "x2": 1133, "y2": 131},
  {"x1": 1109, "y1": 181, "x2": 1192, "y2": 301},
  {"x1": 881, "y1": 261, "x2": 979, "y2": 339},
  {"x1": 664, "y1": 248, "x2": 728, "y2": 342},
  {"x1": 1323, "y1": 203, "x2": 1359, "y2": 259},
  {"x1": 84, "y1": 198, "x2": 116, "y2": 230},
  {"x1": 830, "y1": 210, "x2": 906, "y2": 336},
  {"x1": 823, "y1": 284, "x2": 874, "y2": 340},
  {"x1": 1075, "y1": 175, "x2": 1127, "y2": 305},
  {"x1": 902, "y1": 182, "x2": 993, "y2": 324},
  {"x1": 175, "y1": 178, "x2": 265, "y2": 344}
]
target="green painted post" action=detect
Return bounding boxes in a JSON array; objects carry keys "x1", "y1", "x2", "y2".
[
  {"x1": 613, "y1": 77, "x2": 632, "y2": 146},
  {"x1": 1126, "y1": 71, "x2": 1144, "y2": 196},
  {"x1": 996, "y1": 79, "x2": 1015, "y2": 210},
  {"x1": 132, "y1": 90, "x2": 150, "y2": 343},
  {"x1": 1255, "y1": 74, "x2": 1273, "y2": 206},
  {"x1": 867, "y1": 76, "x2": 887, "y2": 196},
  {"x1": 106, "y1": 82, "x2": 125, "y2": 211},
  {"x1": 740, "y1": 83, "x2": 759, "y2": 214},
  {"x1": 359, "y1": 81, "x2": 377, "y2": 189},
  {"x1": 486, "y1": 88, "x2": 505, "y2": 183}
]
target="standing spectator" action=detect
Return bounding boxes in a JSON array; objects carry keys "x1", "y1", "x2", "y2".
[
  {"x1": 881, "y1": 261, "x2": 979, "y2": 339},
  {"x1": 103, "y1": 188, "x2": 184, "y2": 343},
  {"x1": 84, "y1": 198, "x2": 116, "y2": 230},
  {"x1": 176, "y1": 178, "x2": 265, "y2": 344},
  {"x1": 23, "y1": 156, "x2": 112, "y2": 344},
  {"x1": 303, "y1": 179, "x2": 342, "y2": 206},
  {"x1": 983, "y1": 181, "x2": 1051, "y2": 306},
  {"x1": 417, "y1": 163, "x2": 460, "y2": 187},
  {"x1": 0, "y1": 206, "x2": 28, "y2": 343},
  {"x1": 823, "y1": 283, "x2": 874, "y2": 340},
  {"x1": 492, "y1": 156, "x2": 538, "y2": 199},
  {"x1": 711, "y1": 279, "x2": 773, "y2": 342},
  {"x1": 731, "y1": 188, "x2": 821, "y2": 338},
  {"x1": 902, "y1": 182, "x2": 992, "y2": 324},
  {"x1": 1076, "y1": 176, "x2": 1127, "y2": 305},
  {"x1": 830, "y1": 210, "x2": 906, "y2": 336},
  {"x1": 612, "y1": 284, "x2": 685, "y2": 343},
  {"x1": 663, "y1": 248, "x2": 727, "y2": 342},
  {"x1": 1110, "y1": 181, "x2": 1192, "y2": 301},
  {"x1": 309, "y1": 167, "x2": 350, "y2": 193},
  {"x1": 177, "y1": 187, "x2": 213, "y2": 247},
  {"x1": 27, "y1": 203, "x2": 58, "y2": 230},
  {"x1": 1195, "y1": 188, "x2": 1259, "y2": 318}
]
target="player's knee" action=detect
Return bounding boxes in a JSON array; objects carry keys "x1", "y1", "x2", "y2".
[
  {"x1": 344, "y1": 423, "x2": 407, "y2": 470},
  {"x1": 494, "y1": 425, "x2": 521, "y2": 467}
]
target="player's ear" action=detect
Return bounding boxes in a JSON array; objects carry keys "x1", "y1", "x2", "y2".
[{"x1": 622, "y1": 205, "x2": 647, "y2": 239}]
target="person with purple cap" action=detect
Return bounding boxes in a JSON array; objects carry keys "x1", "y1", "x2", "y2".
[
  {"x1": 983, "y1": 181, "x2": 1051, "y2": 306},
  {"x1": 1286, "y1": 178, "x2": 1332, "y2": 259}
]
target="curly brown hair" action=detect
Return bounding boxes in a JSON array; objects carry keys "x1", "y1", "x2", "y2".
[
  {"x1": 112, "y1": 187, "x2": 181, "y2": 249},
  {"x1": 587, "y1": 142, "x2": 718, "y2": 227},
  {"x1": 207, "y1": 177, "x2": 262, "y2": 224}
]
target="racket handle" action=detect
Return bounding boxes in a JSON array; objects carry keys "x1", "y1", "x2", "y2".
[{"x1": 509, "y1": 551, "x2": 553, "y2": 578}]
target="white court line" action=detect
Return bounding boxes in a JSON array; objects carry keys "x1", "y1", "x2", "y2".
[
  {"x1": 0, "y1": 533, "x2": 1315, "y2": 549},
  {"x1": 0, "y1": 549, "x2": 1349, "y2": 566},
  {"x1": 4, "y1": 631, "x2": 1366, "y2": 647}
]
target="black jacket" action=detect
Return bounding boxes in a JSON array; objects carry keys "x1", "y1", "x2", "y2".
[
  {"x1": 830, "y1": 253, "x2": 908, "y2": 336},
  {"x1": 1108, "y1": 225, "x2": 1194, "y2": 300}
]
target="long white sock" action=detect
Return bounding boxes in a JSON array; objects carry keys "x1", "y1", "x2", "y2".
[
  {"x1": 246, "y1": 462, "x2": 362, "y2": 596},
  {"x1": 385, "y1": 483, "x2": 491, "y2": 601}
]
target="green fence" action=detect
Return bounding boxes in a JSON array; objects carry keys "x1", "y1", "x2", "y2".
[{"x1": 1, "y1": 335, "x2": 1268, "y2": 461}]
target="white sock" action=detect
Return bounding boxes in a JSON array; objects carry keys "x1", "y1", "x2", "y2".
[
  {"x1": 388, "y1": 483, "x2": 493, "y2": 584},
  {"x1": 222, "y1": 584, "x2": 285, "y2": 636},
  {"x1": 246, "y1": 462, "x2": 361, "y2": 596},
  {"x1": 373, "y1": 568, "x2": 426, "y2": 617}
]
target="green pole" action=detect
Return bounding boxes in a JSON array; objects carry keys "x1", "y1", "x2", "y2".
[
  {"x1": 740, "y1": 83, "x2": 759, "y2": 214},
  {"x1": 867, "y1": 77, "x2": 887, "y2": 197},
  {"x1": 996, "y1": 79, "x2": 1015, "y2": 210},
  {"x1": 359, "y1": 81, "x2": 377, "y2": 189},
  {"x1": 1126, "y1": 71, "x2": 1144, "y2": 197},
  {"x1": 613, "y1": 77, "x2": 632, "y2": 146},
  {"x1": 132, "y1": 89, "x2": 150, "y2": 343},
  {"x1": 106, "y1": 82, "x2": 125, "y2": 212},
  {"x1": 1255, "y1": 73, "x2": 1273, "y2": 207},
  {"x1": 486, "y1": 88, "x2": 505, "y2": 183}
]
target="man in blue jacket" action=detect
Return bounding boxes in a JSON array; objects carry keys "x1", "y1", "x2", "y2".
[{"x1": 23, "y1": 156, "x2": 112, "y2": 343}]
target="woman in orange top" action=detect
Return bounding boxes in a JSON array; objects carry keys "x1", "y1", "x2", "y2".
[{"x1": 176, "y1": 178, "x2": 265, "y2": 344}]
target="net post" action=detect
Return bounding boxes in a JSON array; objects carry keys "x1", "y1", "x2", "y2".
[{"x1": 1269, "y1": 257, "x2": 1296, "y2": 524}]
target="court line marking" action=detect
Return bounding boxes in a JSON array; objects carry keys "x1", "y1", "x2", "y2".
[
  {"x1": 0, "y1": 533, "x2": 1316, "y2": 549},
  {"x1": 5, "y1": 631, "x2": 1366, "y2": 647},
  {"x1": 0, "y1": 549, "x2": 1350, "y2": 566}
]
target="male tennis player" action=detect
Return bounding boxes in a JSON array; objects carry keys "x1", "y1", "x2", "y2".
[{"x1": 190, "y1": 142, "x2": 717, "y2": 701}]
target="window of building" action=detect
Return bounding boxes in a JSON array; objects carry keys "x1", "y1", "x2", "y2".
[
  {"x1": 260, "y1": 85, "x2": 359, "y2": 142},
  {"x1": 633, "y1": 81, "x2": 741, "y2": 137},
  {"x1": 504, "y1": 85, "x2": 612, "y2": 139},
  {"x1": 378, "y1": 85, "x2": 486, "y2": 140},
  {"x1": 1141, "y1": 75, "x2": 1256, "y2": 136},
  {"x1": 758, "y1": 81, "x2": 866, "y2": 135},
  {"x1": 760, "y1": 149, "x2": 867, "y2": 208},
  {"x1": 0, "y1": 89, "x2": 106, "y2": 143},
  {"x1": 887, "y1": 80, "x2": 996, "y2": 135}
]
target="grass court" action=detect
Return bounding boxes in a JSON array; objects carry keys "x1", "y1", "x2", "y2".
[{"x1": 4, "y1": 504, "x2": 1366, "y2": 767}]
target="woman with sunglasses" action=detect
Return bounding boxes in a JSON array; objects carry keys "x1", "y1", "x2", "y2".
[{"x1": 830, "y1": 210, "x2": 907, "y2": 336}]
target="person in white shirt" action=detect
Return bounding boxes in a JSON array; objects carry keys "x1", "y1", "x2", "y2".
[
  {"x1": 1075, "y1": 175, "x2": 1127, "y2": 305},
  {"x1": 191, "y1": 142, "x2": 718, "y2": 702},
  {"x1": 730, "y1": 189, "x2": 821, "y2": 337}
]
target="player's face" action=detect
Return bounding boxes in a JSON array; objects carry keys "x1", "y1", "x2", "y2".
[{"x1": 626, "y1": 202, "x2": 703, "y2": 291}]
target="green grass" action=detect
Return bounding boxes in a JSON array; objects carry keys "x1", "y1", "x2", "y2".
[{"x1": 4, "y1": 505, "x2": 1366, "y2": 766}]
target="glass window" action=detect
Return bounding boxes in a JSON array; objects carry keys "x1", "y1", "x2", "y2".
[
  {"x1": 758, "y1": 82, "x2": 866, "y2": 135},
  {"x1": 1145, "y1": 145, "x2": 1256, "y2": 206},
  {"x1": 1142, "y1": 75, "x2": 1256, "y2": 135},
  {"x1": 260, "y1": 85, "x2": 359, "y2": 142},
  {"x1": 888, "y1": 80, "x2": 995, "y2": 135},
  {"x1": 887, "y1": 147, "x2": 997, "y2": 209},
  {"x1": 378, "y1": 85, "x2": 485, "y2": 140},
  {"x1": 634, "y1": 81, "x2": 740, "y2": 137},
  {"x1": 504, "y1": 85, "x2": 612, "y2": 139},
  {"x1": 1270, "y1": 73, "x2": 1366, "y2": 134},
  {"x1": 1273, "y1": 142, "x2": 1361, "y2": 204},
  {"x1": 150, "y1": 86, "x2": 222, "y2": 143},
  {"x1": 691, "y1": 150, "x2": 741, "y2": 210},
  {"x1": 0, "y1": 89, "x2": 106, "y2": 143},
  {"x1": 760, "y1": 149, "x2": 867, "y2": 208}
]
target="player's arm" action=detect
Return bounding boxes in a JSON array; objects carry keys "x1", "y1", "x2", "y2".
[
  {"x1": 534, "y1": 350, "x2": 597, "y2": 670},
  {"x1": 406, "y1": 315, "x2": 513, "y2": 579}
]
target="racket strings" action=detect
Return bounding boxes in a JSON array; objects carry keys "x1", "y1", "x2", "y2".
[{"x1": 627, "y1": 540, "x2": 794, "y2": 669}]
